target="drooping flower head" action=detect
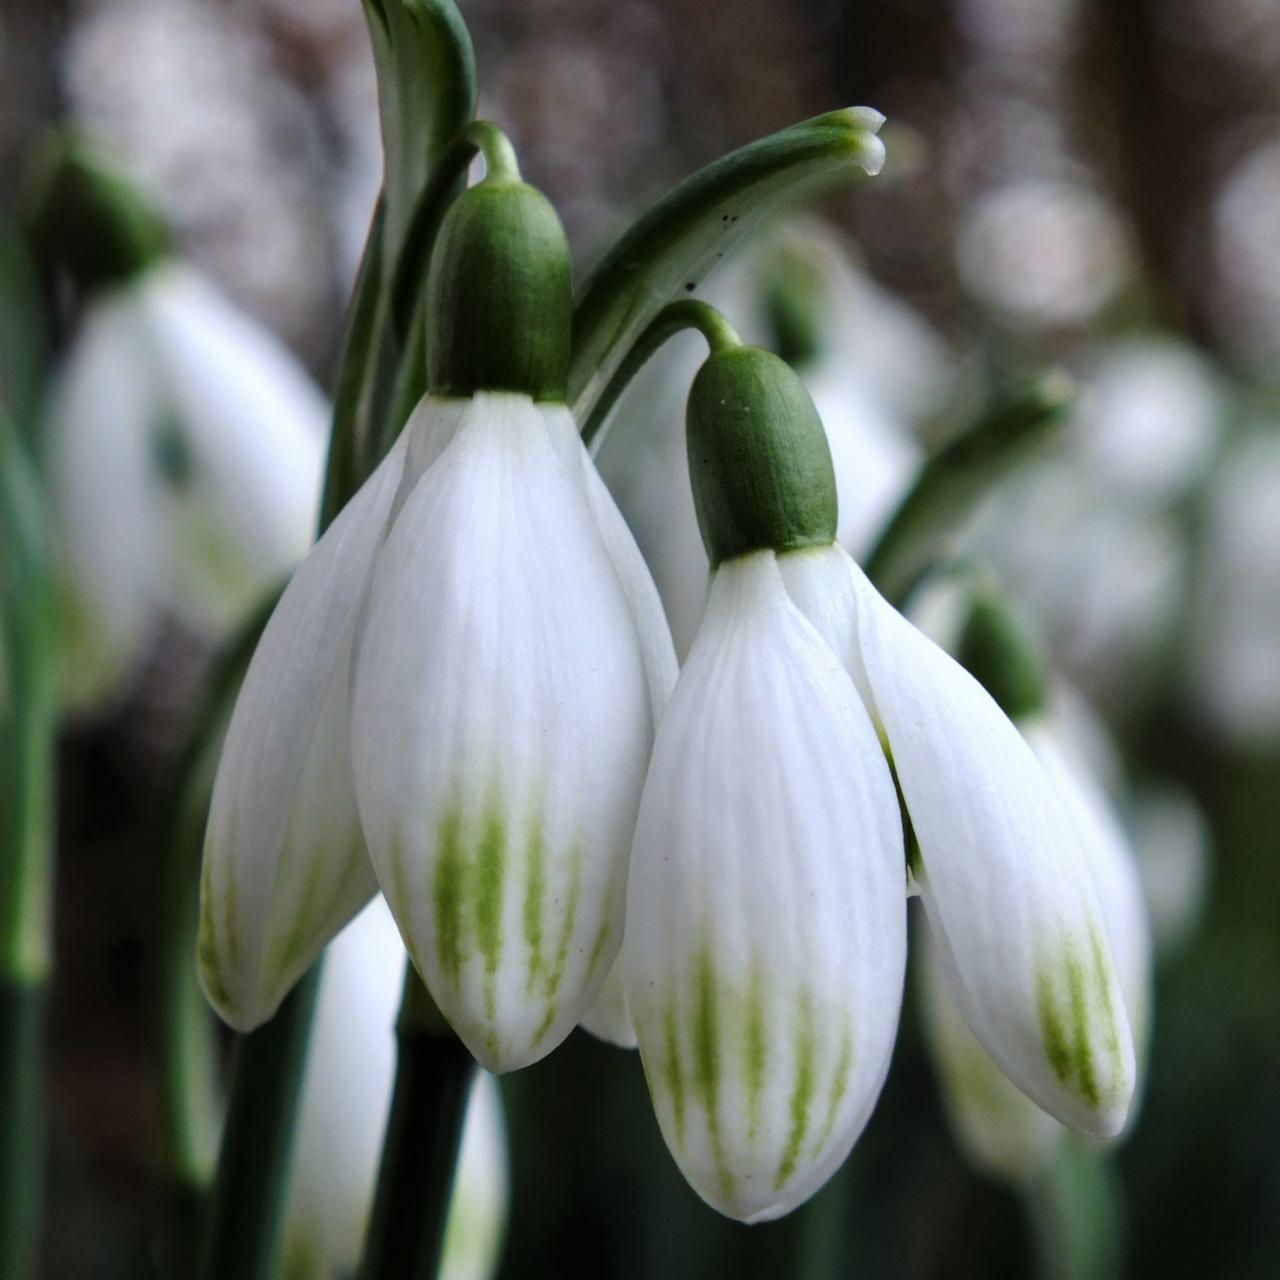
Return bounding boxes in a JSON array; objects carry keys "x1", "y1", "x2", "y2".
[
  {"x1": 197, "y1": 128, "x2": 676, "y2": 1073},
  {"x1": 624, "y1": 320, "x2": 1136, "y2": 1221}
]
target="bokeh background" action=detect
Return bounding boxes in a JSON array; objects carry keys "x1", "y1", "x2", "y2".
[{"x1": 3, "y1": 1, "x2": 1279, "y2": 1276}]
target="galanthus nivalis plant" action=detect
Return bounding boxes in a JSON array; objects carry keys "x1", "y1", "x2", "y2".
[
  {"x1": 622, "y1": 320, "x2": 1136, "y2": 1220},
  {"x1": 197, "y1": 131, "x2": 676, "y2": 1072}
]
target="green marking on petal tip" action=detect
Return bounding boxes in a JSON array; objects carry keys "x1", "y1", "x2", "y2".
[
  {"x1": 543, "y1": 842, "x2": 584, "y2": 1002},
  {"x1": 433, "y1": 809, "x2": 466, "y2": 987},
  {"x1": 474, "y1": 806, "x2": 507, "y2": 1018},
  {"x1": 1066, "y1": 942, "x2": 1100, "y2": 1108},
  {"x1": 818, "y1": 1020, "x2": 854, "y2": 1152},
  {"x1": 1038, "y1": 934, "x2": 1104, "y2": 1108},
  {"x1": 1089, "y1": 924, "x2": 1125, "y2": 1073},
  {"x1": 775, "y1": 996, "x2": 816, "y2": 1189},
  {"x1": 523, "y1": 818, "x2": 547, "y2": 991},
  {"x1": 664, "y1": 1008, "x2": 686, "y2": 1147},
  {"x1": 744, "y1": 969, "x2": 767, "y2": 1142},
  {"x1": 692, "y1": 948, "x2": 733, "y2": 1200},
  {"x1": 531, "y1": 1001, "x2": 558, "y2": 1049}
]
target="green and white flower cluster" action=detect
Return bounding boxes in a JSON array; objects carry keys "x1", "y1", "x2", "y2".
[{"x1": 198, "y1": 125, "x2": 1141, "y2": 1226}]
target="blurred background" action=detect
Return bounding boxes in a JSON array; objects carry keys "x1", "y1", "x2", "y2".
[{"x1": 2, "y1": 0, "x2": 1279, "y2": 1276}]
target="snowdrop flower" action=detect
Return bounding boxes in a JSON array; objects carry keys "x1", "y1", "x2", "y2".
[
  {"x1": 284, "y1": 899, "x2": 508, "y2": 1280},
  {"x1": 1190, "y1": 428, "x2": 1280, "y2": 746},
  {"x1": 918, "y1": 586, "x2": 1153, "y2": 1183},
  {"x1": 595, "y1": 225, "x2": 933, "y2": 656},
  {"x1": 198, "y1": 140, "x2": 676, "y2": 1075},
  {"x1": 625, "y1": 337, "x2": 1134, "y2": 1222},
  {"x1": 47, "y1": 258, "x2": 327, "y2": 712}
]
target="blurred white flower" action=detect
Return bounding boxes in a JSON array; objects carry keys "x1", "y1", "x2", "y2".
[
  {"x1": 1126, "y1": 785, "x2": 1212, "y2": 957},
  {"x1": 47, "y1": 261, "x2": 327, "y2": 713},
  {"x1": 1190, "y1": 428, "x2": 1280, "y2": 745},
  {"x1": 958, "y1": 180, "x2": 1132, "y2": 326},
  {"x1": 283, "y1": 899, "x2": 508, "y2": 1280}
]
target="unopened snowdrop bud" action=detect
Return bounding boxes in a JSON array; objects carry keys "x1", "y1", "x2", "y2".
[{"x1": 628, "y1": 345, "x2": 906, "y2": 1221}]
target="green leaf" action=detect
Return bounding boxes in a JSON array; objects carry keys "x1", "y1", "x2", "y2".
[
  {"x1": 362, "y1": 0, "x2": 477, "y2": 277},
  {"x1": 323, "y1": 2, "x2": 476, "y2": 519},
  {"x1": 569, "y1": 107, "x2": 886, "y2": 431},
  {"x1": 863, "y1": 372, "x2": 1074, "y2": 606}
]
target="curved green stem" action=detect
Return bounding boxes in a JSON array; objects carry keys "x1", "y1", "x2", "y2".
[
  {"x1": 864, "y1": 371, "x2": 1074, "y2": 606},
  {"x1": 579, "y1": 299, "x2": 742, "y2": 448},
  {"x1": 0, "y1": 411, "x2": 56, "y2": 1280},
  {"x1": 389, "y1": 120, "x2": 520, "y2": 344},
  {"x1": 358, "y1": 964, "x2": 476, "y2": 1280}
]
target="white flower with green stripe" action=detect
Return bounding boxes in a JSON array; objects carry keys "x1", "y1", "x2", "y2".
[
  {"x1": 198, "y1": 154, "x2": 676, "y2": 1073},
  {"x1": 624, "y1": 333, "x2": 1136, "y2": 1221}
]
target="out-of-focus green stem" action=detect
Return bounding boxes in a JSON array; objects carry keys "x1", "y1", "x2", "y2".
[
  {"x1": 153, "y1": 590, "x2": 278, "y2": 1274},
  {"x1": 358, "y1": 964, "x2": 476, "y2": 1280},
  {"x1": 864, "y1": 372, "x2": 1073, "y2": 606},
  {"x1": 196, "y1": 970, "x2": 323, "y2": 1280},
  {"x1": 0, "y1": 412, "x2": 56, "y2": 1280},
  {"x1": 1023, "y1": 1141, "x2": 1125, "y2": 1280}
]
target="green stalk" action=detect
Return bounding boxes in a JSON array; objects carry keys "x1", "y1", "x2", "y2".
[
  {"x1": 863, "y1": 372, "x2": 1073, "y2": 606},
  {"x1": 579, "y1": 298, "x2": 742, "y2": 448},
  {"x1": 1022, "y1": 1141, "x2": 1125, "y2": 1280},
  {"x1": 153, "y1": 592, "x2": 279, "y2": 1273},
  {"x1": 0, "y1": 412, "x2": 56, "y2": 1280},
  {"x1": 358, "y1": 965, "x2": 476, "y2": 1280},
  {"x1": 196, "y1": 970, "x2": 323, "y2": 1280}
]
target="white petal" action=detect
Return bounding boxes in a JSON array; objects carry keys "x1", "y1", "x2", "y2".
[
  {"x1": 46, "y1": 290, "x2": 161, "y2": 712},
  {"x1": 197, "y1": 434, "x2": 409, "y2": 1030},
  {"x1": 625, "y1": 551, "x2": 905, "y2": 1223},
  {"x1": 842, "y1": 555, "x2": 1136, "y2": 1137},
  {"x1": 284, "y1": 898, "x2": 404, "y2": 1276},
  {"x1": 133, "y1": 264, "x2": 328, "y2": 630},
  {"x1": 351, "y1": 393, "x2": 655, "y2": 1072},
  {"x1": 919, "y1": 920, "x2": 1064, "y2": 1184},
  {"x1": 578, "y1": 958, "x2": 636, "y2": 1050},
  {"x1": 1025, "y1": 722, "x2": 1153, "y2": 1070},
  {"x1": 558, "y1": 410, "x2": 678, "y2": 725}
]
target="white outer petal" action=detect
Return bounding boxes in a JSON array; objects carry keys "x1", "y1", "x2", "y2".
[
  {"x1": 46, "y1": 289, "x2": 161, "y2": 712},
  {"x1": 134, "y1": 264, "x2": 328, "y2": 630},
  {"x1": 625, "y1": 552, "x2": 905, "y2": 1223},
  {"x1": 578, "y1": 958, "x2": 636, "y2": 1049},
  {"x1": 351, "y1": 394, "x2": 655, "y2": 1072},
  {"x1": 842, "y1": 554, "x2": 1136, "y2": 1138},
  {"x1": 1025, "y1": 721, "x2": 1153, "y2": 1075},
  {"x1": 197, "y1": 434, "x2": 408, "y2": 1030},
  {"x1": 919, "y1": 921, "x2": 1064, "y2": 1184}
]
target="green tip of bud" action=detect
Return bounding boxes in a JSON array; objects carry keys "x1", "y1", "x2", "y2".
[
  {"x1": 956, "y1": 577, "x2": 1050, "y2": 722},
  {"x1": 686, "y1": 346, "x2": 837, "y2": 567},
  {"x1": 25, "y1": 132, "x2": 170, "y2": 290},
  {"x1": 426, "y1": 177, "x2": 572, "y2": 402}
]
